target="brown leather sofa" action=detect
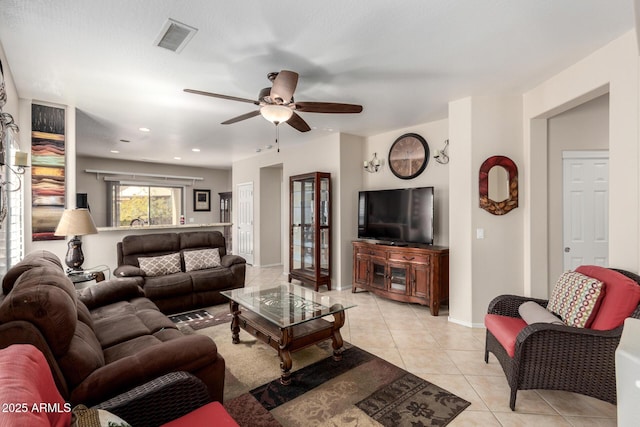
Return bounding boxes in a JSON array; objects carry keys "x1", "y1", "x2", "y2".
[
  {"x1": 0, "y1": 250, "x2": 225, "y2": 407},
  {"x1": 115, "y1": 231, "x2": 246, "y2": 314}
]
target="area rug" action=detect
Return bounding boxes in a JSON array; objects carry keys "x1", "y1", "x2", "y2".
[
  {"x1": 168, "y1": 308, "x2": 232, "y2": 330},
  {"x1": 191, "y1": 306, "x2": 471, "y2": 426}
]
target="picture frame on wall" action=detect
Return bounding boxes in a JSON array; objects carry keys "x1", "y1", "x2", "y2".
[{"x1": 193, "y1": 189, "x2": 211, "y2": 212}]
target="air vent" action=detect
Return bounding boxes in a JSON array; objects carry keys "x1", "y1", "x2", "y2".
[{"x1": 154, "y1": 18, "x2": 197, "y2": 53}]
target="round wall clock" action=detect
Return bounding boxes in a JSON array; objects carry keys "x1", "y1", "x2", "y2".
[{"x1": 388, "y1": 133, "x2": 430, "y2": 179}]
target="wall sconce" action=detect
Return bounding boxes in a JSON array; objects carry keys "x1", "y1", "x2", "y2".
[
  {"x1": 434, "y1": 139, "x2": 449, "y2": 164},
  {"x1": 0, "y1": 151, "x2": 29, "y2": 192},
  {"x1": 364, "y1": 152, "x2": 381, "y2": 173}
]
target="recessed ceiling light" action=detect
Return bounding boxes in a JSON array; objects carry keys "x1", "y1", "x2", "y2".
[
  {"x1": 265, "y1": 145, "x2": 273, "y2": 149},
  {"x1": 174, "y1": 156, "x2": 182, "y2": 160},
  {"x1": 110, "y1": 150, "x2": 120, "y2": 154},
  {"x1": 119, "y1": 139, "x2": 130, "y2": 143},
  {"x1": 139, "y1": 127, "x2": 150, "y2": 132},
  {"x1": 256, "y1": 148, "x2": 262, "y2": 153},
  {"x1": 191, "y1": 148, "x2": 200, "y2": 152}
]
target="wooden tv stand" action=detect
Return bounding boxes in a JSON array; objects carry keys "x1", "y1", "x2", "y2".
[{"x1": 352, "y1": 241, "x2": 449, "y2": 315}]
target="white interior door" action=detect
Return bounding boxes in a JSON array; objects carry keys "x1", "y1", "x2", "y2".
[
  {"x1": 563, "y1": 151, "x2": 609, "y2": 271},
  {"x1": 237, "y1": 182, "x2": 254, "y2": 265}
]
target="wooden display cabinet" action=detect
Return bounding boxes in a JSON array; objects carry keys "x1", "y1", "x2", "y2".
[
  {"x1": 289, "y1": 172, "x2": 331, "y2": 291},
  {"x1": 352, "y1": 241, "x2": 449, "y2": 315}
]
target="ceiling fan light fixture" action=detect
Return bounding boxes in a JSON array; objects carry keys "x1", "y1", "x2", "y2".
[{"x1": 260, "y1": 105, "x2": 293, "y2": 124}]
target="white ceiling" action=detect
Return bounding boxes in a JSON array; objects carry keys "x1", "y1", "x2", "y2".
[{"x1": 0, "y1": 0, "x2": 634, "y2": 169}]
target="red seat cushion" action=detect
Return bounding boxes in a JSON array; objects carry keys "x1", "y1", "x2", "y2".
[
  {"x1": 576, "y1": 265, "x2": 640, "y2": 330},
  {"x1": 484, "y1": 314, "x2": 528, "y2": 357},
  {"x1": 161, "y1": 401, "x2": 239, "y2": 427},
  {"x1": 0, "y1": 344, "x2": 71, "y2": 427}
]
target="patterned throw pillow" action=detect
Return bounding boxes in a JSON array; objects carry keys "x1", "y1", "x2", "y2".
[
  {"x1": 184, "y1": 248, "x2": 221, "y2": 272},
  {"x1": 547, "y1": 271, "x2": 604, "y2": 328},
  {"x1": 138, "y1": 253, "x2": 182, "y2": 277}
]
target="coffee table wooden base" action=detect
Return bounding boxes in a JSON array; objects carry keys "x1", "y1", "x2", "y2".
[{"x1": 229, "y1": 301, "x2": 346, "y2": 385}]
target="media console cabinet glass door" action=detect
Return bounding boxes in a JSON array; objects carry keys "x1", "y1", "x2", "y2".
[{"x1": 289, "y1": 172, "x2": 331, "y2": 291}]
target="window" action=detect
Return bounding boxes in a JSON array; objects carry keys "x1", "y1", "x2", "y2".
[
  {"x1": 109, "y1": 183, "x2": 183, "y2": 226},
  {"x1": 0, "y1": 141, "x2": 25, "y2": 274}
]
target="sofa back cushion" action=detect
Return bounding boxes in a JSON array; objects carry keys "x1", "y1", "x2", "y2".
[
  {"x1": 119, "y1": 233, "x2": 180, "y2": 267},
  {"x1": 2, "y1": 249, "x2": 63, "y2": 294},
  {"x1": 576, "y1": 265, "x2": 640, "y2": 330},
  {"x1": 180, "y1": 231, "x2": 226, "y2": 257},
  {"x1": 0, "y1": 266, "x2": 78, "y2": 356},
  {"x1": 547, "y1": 271, "x2": 604, "y2": 328}
]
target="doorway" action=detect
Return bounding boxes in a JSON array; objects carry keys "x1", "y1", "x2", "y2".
[{"x1": 562, "y1": 151, "x2": 609, "y2": 271}]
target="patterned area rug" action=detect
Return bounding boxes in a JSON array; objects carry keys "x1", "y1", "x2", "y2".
[
  {"x1": 168, "y1": 308, "x2": 233, "y2": 330},
  {"x1": 192, "y1": 306, "x2": 470, "y2": 426}
]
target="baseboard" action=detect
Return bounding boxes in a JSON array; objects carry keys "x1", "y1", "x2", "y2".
[{"x1": 447, "y1": 316, "x2": 485, "y2": 329}]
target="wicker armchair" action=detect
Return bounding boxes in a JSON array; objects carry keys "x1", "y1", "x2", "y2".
[
  {"x1": 484, "y1": 268, "x2": 640, "y2": 410},
  {"x1": 94, "y1": 371, "x2": 211, "y2": 427}
]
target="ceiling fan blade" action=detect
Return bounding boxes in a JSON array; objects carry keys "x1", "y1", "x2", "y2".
[
  {"x1": 270, "y1": 70, "x2": 298, "y2": 104},
  {"x1": 286, "y1": 112, "x2": 311, "y2": 132},
  {"x1": 295, "y1": 102, "x2": 363, "y2": 114},
  {"x1": 184, "y1": 89, "x2": 259, "y2": 105},
  {"x1": 221, "y1": 110, "x2": 262, "y2": 125}
]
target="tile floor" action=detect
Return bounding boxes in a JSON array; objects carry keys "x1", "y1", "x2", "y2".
[{"x1": 245, "y1": 265, "x2": 617, "y2": 427}]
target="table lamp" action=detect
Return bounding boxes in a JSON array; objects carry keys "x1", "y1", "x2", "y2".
[{"x1": 54, "y1": 208, "x2": 98, "y2": 270}]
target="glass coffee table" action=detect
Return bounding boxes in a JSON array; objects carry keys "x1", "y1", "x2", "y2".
[{"x1": 221, "y1": 284, "x2": 355, "y2": 385}]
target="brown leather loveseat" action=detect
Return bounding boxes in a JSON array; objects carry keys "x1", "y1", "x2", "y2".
[
  {"x1": 115, "y1": 231, "x2": 246, "y2": 314},
  {"x1": 0, "y1": 250, "x2": 225, "y2": 406}
]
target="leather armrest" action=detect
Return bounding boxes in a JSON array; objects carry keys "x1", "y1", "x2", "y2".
[
  {"x1": 221, "y1": 255, "x2": 246, "y2": 268},
  {"x1": 77, "y1": 278, "x2": 145, "y2": 310},
  {"x1": 113, "y1": 264, "x2": 145, "y2": 278}
]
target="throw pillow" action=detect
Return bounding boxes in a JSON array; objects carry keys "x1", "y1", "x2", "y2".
[
  {"x1": 576, "y1": 265, "x2": 640, "y2": 330},
  {"x1": 71, "y1": 405, "x2": 131, "y2": 427},
  {"x1": 547, "y1": 271, "x2": 604, "y2": 328},
  {"x1": 518, "y1": 301, "x2": 564, "y2": 325},
  {"x1": 138, "y1": 253, "x2": 181, "y2": 277},
  {"x1": 184, "y1": 248, "x2": 221, "y2": 272}
]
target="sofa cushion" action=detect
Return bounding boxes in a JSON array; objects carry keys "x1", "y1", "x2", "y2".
[
  {"x1": 179, "y1": 231, "x2": 226, "y2": 256},
  {"x1": 57, "y1": 322, "x2": 106, "y2": 390},
  {"x1": 189, "y1": 267, "x2": 232, "y2": 292},
  {"x1": 144, "y1": 273, "x2": 193, "y2": 299},
  {"x1": 547, "y1": 271, "x2": 604, "y2": 328},
  {"x1": 184, "y1": 248, "x2": 221, "y2": 272},
  {"x1": 139, "y1": 253, "x2": 182, "y2": 277},
  {"x1": 0, "y1": 344, "x2": 71, "y2": 427},
  {"x1": 2, "y1": 249, "x2": 63, "y2": 294},
  {"x1": 518, "y1": 301, "x2": 563, "y2": 325},
  {"x1": 484, "y1": 314, "x2": 527, "y2": 357},
  {"x1": 576, "y1": 265, "x2": 640, "y2": 330},
  {"x1": 0, "y1": 270, "x2": 78, "y2": 357}
]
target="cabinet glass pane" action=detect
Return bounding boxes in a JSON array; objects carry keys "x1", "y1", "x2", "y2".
[
  {"x1": 371, "y1": 262, "x2": 386, "y2": 289},
  {"x1": 292, "y1": 181, "x2": 302, "y2": 226},
  {"x1": 389, "y1": 265, "x2": 407, "y2": 292},
  {"x1": 320, "y1": 227, "x2": 329, "y2": 275},
  {"x1": 292, "y1": 225, "x2": 302, "y2": 270},
  {"x1": 302, "y1": 225, "x2": 315, "y2": 272},
  {"x1": 320, "y1": 177, "x2": 329, "y2": 226},
  {"x1": 303, "y1": 180, "x2": 314, "y2": 225}
]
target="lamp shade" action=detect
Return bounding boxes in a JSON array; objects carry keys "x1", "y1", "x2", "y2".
[
  {"x1": 54, "y1": 209, "x2": 98, "y2": 237},
  {"x1": 260, "y1": 105, "x2": 293, "y2": 124}
]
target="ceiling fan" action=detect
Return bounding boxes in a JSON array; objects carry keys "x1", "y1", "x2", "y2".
[{"x1": 184, "y1": 70, "x2": 363, "y2": 132}]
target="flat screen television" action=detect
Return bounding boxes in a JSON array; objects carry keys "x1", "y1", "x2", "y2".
[{"x1": 358, "y1": 187, "x2": 434, "y2": 245}]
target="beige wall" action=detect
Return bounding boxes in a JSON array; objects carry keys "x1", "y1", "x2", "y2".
[
  {"x1": 547, "y1": 94, "x2": 609, "y2": 284},
  {"x1": 259, "y1": 165, "x2": 282, "y2": 266},
  {"x1": 448, "y1": 96, "x2": 524, "y2": 326},
  {"x1": 363, "y1": 119, "x2": 450, "y2": 246},
  {"x1": 524, "y1": 30, "x2": 639, "y2": 297}
]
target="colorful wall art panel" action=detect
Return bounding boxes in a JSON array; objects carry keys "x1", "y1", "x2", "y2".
[{"x1": 31, "y1": 104, "x2": 65, "y2": 241}]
